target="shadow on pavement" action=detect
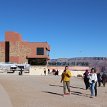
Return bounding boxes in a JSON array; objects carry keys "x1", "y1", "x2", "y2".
[
  {"x1": 42, "y1": 91, "x2": 63, "y2": 97},
  {"x1": 49, "y1": 84, "x2": 85, "y2": 90},
  {"x1": 71, "y1": 91, "x2": 90, "y2": 97}
]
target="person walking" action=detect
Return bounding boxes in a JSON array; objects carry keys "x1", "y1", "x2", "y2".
[
  {"x1": 97, "y1": 72, "x2": 102, "y2": 87},
  {"x1": 83, "y1": 70, "x2": 90, "y2": 90},
  {"x1": 61, "y1": 66, "x2": 72, "y2": 96},
  {"x1": 101, "y1": 72, "x2": 107, "y2": 87},
  {"x1": 89, "y1": 68, "x2": 97, "y2": 98},
  {"x1": 44, "y1": 68, "x2": 46, "y2": 76}
]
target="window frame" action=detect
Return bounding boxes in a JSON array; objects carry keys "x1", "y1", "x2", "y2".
[{"x1": 36, "y1": 48, "x2": 44, "y2": 55}]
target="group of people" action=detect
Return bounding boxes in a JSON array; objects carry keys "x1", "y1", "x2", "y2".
[
  {"x1": 60, "y1": 66, "x2": 107, "y2": 98},
  {"x1": 83, "y1": 68, "x2": 97, "y2": 98},
  {"x1": 52, "y1": 69, "x2": 59, "y2": 75},
  {"x1": 83, "y1": 68, "x2": 107, "y2": 98},
  {"x1": 44, "y1": 69, "x2": 51, "y2": 75}
]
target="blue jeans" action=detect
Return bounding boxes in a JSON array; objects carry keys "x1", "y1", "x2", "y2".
[{"x1": 90, "y1": 82, "x2": 95, "y2": 96}]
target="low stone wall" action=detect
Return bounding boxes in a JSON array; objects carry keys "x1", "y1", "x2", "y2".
[
  {"x1": 0, "y1": 65, "x2": 87, "y2": 76},
  {"x1": 29, "y1": 66, "x2": 48, "y2": 75},
  {"x1": 29, "y1": 66, "x2": 86, "y2": 76},
  {"x1": 47, "y1": 66, "x2": 89, "y2": 77}
]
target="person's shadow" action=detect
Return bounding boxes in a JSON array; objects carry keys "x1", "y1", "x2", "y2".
[
  {"x1": 70, "y1": 91, "x2": 90, "y2": 97},
  {"x1": 42, "y1": 84, "x2": 89, "y2": 97},
  {"x1": 49, "y1": 84, "x2": 63, "y2": 87},
  {"x1": 42, "y1": 91, "x2": 63, "y2": 96},
  {"x1": 49, "y1": 84, "x2": 85, "y2": 90},
  {"x1": 70, "y1": 85, "x2": 85, "y2": 90},
  {"x1": 42, "y1": 90, "x2": 90, "y2": 97}
]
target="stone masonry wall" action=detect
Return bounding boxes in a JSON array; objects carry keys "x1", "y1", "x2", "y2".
[
  {"x1": 0, "y1": 43, "x2": 5, "y2": 62},
  {"x1": 10, "y1": 42, "x2": 32, "y2": 63}
]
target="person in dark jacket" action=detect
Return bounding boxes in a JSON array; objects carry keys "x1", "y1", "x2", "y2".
[
  {"x1": 97, "y1": 73, "x2": 102, "y2": 87},
  {"x1": 83, "y1": 70, "x2": 90, "y2": 90},
  {"x1": 101, "y1": 72, "x2": 107, "y2": 87}
]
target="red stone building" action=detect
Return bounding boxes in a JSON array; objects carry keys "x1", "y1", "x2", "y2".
[{"x1": 0, "y1": 32, "x2": 50, "y2": 65}]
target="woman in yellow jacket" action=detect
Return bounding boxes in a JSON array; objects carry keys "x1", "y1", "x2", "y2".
[{"x1": 61, "y1": 66, "x2": 72, "y2": 95}]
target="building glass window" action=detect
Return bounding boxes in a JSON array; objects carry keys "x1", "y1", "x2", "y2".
[
  {"x1": 37, "y1": 48, "x2": 44, "y2": 55},
  {"x1": 28, "y1": 58, "x2": 47, "y2": 65},
  {"x1": 46, "y1": 50, "x2": 50, "y2": 56}
]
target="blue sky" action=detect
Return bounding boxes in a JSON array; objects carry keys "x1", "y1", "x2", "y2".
[{"x1": 0, "y1": 0, "x2": 107, "y2": 59}]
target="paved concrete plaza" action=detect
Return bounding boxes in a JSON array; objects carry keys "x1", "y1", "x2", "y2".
[{"x1": 0, "y1": 75, "x2": 107, "y2": 107}]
